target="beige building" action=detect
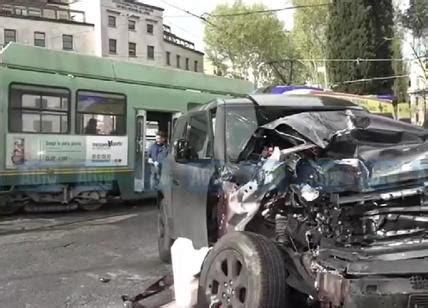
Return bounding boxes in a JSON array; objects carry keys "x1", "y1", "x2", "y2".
[
  {"x1": 70, "y1": 0, "x2": 203, "y2": 71},
  {"x1": 0, "y1": 0, "x2": 94, "y2": 54},
  {"x1": 409, "y1": 57, "x2": 428, "y2": 126},
  {"x1": 0, "y1": 0, "x2": 204, "y2": 72},
  {"x1": 408, "y1": 29, "x2": 428, "y2": 126}
]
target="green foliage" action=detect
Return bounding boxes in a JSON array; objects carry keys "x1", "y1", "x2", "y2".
[
  {"x1": 327, "y1": 0, "x2": 395, "y2": 95},
  {"x1": 290, "y1": 0, "x2": 329, "y2": 86},
  {"x1": 402, "y1": 0, "x2": 428, "y2": 38},
  {"x1": 204, "y1": 1, "x2": 295, "y2": 86},
  {"x1": 392, "y1": 31, "x2": 408, "y2": 104}
]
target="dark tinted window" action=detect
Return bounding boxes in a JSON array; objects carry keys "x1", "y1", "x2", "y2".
[
  {"x1": 129, "y1": 42, "x2": 136, "y2": 57},
  {"x1": 108, "y1": 15, "x2": 116, "y2": 27},
  {"x1": 109, "y1": 39, "x2": 117, "y2": 54},
  {"x1": 186, "y1": 113, "x2": 209, "y2": 159},
  {"x1": 34, "y1": 32, "x2": 45, "y2": 47},
  {"x1": 62, "y1": 34, "x2": 73, "y2": 50},
  {"x1": 9, "y1": 84, "x2": 70, "y2": 134},
  {"x1": 4, "y1": 29, "x2": 16, "y2": 45},
  {"x1": 147, "y1": 45, "x2": 154, "y2": 60},
  {"x1": 172, "y1": 117, "x2": 187, "y2": 141},
  {"x1": 128, "y1": 20, "x2": 136, "y2": 31},
  {"x1": 176, "y1": 55, "x2": 180, "y2": 68},
  {"x1": 166, "y1": 51, "x2": 171, "y2": 65},
  {"x1": 147, "y1": 24, "x2": 154, "y2": 34},
  {"x1": 76, "y1": 91, "x2": 126, "y2": 135}
]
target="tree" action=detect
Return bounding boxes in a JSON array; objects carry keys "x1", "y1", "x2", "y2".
[
  {"x1": 327, "y1": 0, "x2": 395, "y2": 94},
  {"x1": 392, "y1": 33, "x2": 409, "y2": 117},
  {"x1": 402, "y1": 0, "x2": 428, "y2": 38},
  {"x1": 204, "y1": 1, "x2": 295, "y2": 86},
  {"x1": 290, "y1": 0, "x2": 330, "y2": 87},
  {"x1": 401, "y1": 0, "x2": 427, "y2": 88}
]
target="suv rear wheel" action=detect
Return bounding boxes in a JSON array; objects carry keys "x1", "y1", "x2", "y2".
[
  {"x1": 198, "y1": 231, "x2": 289, "y2": 308},
  {"x1": 157, "y1": 201, "x2": 173, "y2": 263}
]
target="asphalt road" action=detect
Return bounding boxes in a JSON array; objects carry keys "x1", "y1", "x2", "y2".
[{"x1": 0, "y1": 202, "x2": 170, "y2": 308}]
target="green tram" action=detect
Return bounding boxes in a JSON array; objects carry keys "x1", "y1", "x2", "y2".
[{"x1": 0, "y1": 44, "x2": 253, "y2": 214}]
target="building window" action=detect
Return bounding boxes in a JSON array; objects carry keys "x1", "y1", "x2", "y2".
[
  {"x1": 147, "y1": 45, "x2": 154, "y2": 60},
  {"x1": 9, "y1": 84, "x2": 70, "y2": 134},
  {"x1": 62, "y1": 34, "x2": 73, "y2": 50},
  {"x1": 185, "y1": 58, "x2": 190, "y2": 70},
  {"x1": 28, "y1": 8, "x2": 42, "y2": 17},
  {"x1": 176, "y1": 55, "x2": 181, "y2": 68},
  {"x1": 147, "y1": 24, "x2": 154, "y2": 34},
  {"x1": 108, "y1": 15, "x2": 116, "y2": 27},
  {"x1": 166, "y1": 51, "x2": 171, "y2": 65},
  {"x1": 76, "y1": 90, "x2": 126, "y2": 135},
  {"x1": 128, "y1": 20, "x2": 136, "y2": 31},
  {"x1": 194, "y1": 60, "x2": 198, "y2": 72},
  {"x1": 57, "y1": 10, "x2": 70, "y2": 20},
  {"x1": 34, "y1": 32, "x2": 46, "y2": 47},
  {"x1": 4, "y1": 29, "x2": 16, "y2": 45},
  {"x1": 109, "y1": 39, "x2": 117, "y2": 54},
  {"x1": 129, "y1": 42, "x2": 136, "y2": 57}
]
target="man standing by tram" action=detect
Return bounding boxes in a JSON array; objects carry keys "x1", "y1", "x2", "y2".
[{"x1": 148, "y1": 131, "x2": 168, "y2": 190}]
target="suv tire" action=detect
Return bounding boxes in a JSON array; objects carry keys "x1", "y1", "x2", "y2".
[
  {"x1": 198, "y1": 231, "x2": 289, "y2": 308},
  {"x1": 157, "y1": 201, "x2": 173, "y2": 263}
]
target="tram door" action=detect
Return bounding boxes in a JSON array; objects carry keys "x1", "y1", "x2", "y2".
[
  {"x1": 135, "y1": 111, "x2": 176, "y2": 193},
  {"x1": 134, "y1": 110, "x2": 146, "y2": 192}
]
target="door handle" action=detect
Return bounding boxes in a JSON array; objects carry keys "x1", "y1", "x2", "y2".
[{"x1": 172, "y1": 179, "x2": 180, "y2": 186}]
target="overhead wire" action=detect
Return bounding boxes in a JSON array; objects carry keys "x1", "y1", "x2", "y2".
[
  {"x1": 207, "y1": 3, "x2": 332, "y2": 17},
  {"x1": 267, "y1": 57, "x2": 419, "y2": 63},
  {"x1": 339, "y1": 74, "x2": 410, "y2": 84}
]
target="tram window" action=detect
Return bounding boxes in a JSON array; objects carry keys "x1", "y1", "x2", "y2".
[
  {"x1": 76, "y1": 90, "x2": 126, "y2": 135},
  {"x1": 9, "y1": 84, "x2": 70, "y2": 134}
]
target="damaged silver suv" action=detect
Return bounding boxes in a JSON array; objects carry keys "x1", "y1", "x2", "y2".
[{"x1": 157, "y1": 94, "x2": 428, "y2": 308}]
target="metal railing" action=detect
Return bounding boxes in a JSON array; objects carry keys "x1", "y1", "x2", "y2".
[{"x1": 0, "y1": 3, "x2": 86, "y2": 23}]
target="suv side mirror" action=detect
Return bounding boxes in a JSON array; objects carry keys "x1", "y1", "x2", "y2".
[{"x1": 174, "y1": 139, "x2": 190, "y2": 163}]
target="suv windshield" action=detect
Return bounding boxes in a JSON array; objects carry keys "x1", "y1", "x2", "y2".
[
  {"x1": 225, "y1": 104, "x2": 376, "y2": 162},
  {"x1": 225, "y1": 104, "x2": 310, "y2": 162}
]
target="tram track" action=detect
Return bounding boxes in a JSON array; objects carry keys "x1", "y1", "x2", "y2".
[{"x1": 0, "y1": 203, "x2": 155, "y2": 236}]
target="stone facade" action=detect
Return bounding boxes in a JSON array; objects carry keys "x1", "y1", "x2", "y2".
[{"x1": 0, "y1": 0, "x2": 204, "y2": 72}]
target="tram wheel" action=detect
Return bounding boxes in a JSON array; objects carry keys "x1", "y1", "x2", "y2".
[
  {"x1": 79, "y1": 203, "x2": 104, "y2": 211},
  {"x1": 0, "y1": 203, "x2": 21, "y2": 215}
]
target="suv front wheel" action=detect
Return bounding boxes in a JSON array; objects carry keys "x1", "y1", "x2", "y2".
[{"x1": 198, "y1": 231, "x2": 289, "y2": 307}]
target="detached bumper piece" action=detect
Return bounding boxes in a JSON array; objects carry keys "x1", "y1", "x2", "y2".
[
  {"x1": 122, "y1": 275, "x2": 174, "y2": 308},
  {"x1": 318, "y1": 272, "x2": 428, "y2": 308}
]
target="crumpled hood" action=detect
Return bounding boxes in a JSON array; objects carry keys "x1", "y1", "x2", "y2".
[
  {"x1": 260, "y1": 110, "x2": 428, "y2": 192},
  {"x1": 261, "y1": 110, "x2": 428, "y2": 149}
]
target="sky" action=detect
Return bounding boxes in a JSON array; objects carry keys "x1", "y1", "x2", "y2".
[{"x1": 143, "y1": 0, "x2": 295, "y2": 51}]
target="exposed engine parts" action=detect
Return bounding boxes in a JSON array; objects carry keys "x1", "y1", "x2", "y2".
[{"x1": 216, "y1": 109, "x2": 428, "y2": 306}]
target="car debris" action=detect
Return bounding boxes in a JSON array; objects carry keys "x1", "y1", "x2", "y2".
[
  {"x1": 122, "y1": 275, "x2": 174, "y2": 308},
  {"x1": 99, "y1": 277, "x2": 111, "y2": 283},
  {"x1": 123, "y1": 239, "x2": 209, "y2": 308}
]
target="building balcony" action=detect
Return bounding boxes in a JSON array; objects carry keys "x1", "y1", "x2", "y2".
[
  {"x1": 0, "y1": 3, "x2": 86, "y2": 23},
  {"x1": 163, "y1": 25, "x2": 197, "y2": 51}
]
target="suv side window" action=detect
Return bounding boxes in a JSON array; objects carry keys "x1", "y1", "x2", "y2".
[
  {"x1": 186, "y1": 112, "x2": 209, "y2": 159},
  {"x1": 205, "y1": 109, "x2": 216, "y2": 158},
  {"x1": 172, "y1": 116, "x2": 187, "y2": 142}
]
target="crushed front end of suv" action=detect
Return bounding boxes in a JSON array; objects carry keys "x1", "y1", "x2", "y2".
[{"x1": 158, "y1": 94, "x2": 428, "y2": 308}]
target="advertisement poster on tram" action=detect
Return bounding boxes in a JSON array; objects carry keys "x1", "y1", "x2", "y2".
[{"x1": 6, "y1": 134, "x2": 128, "y2": 169}]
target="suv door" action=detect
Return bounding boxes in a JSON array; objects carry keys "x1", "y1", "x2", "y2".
[{"x1": 170, "y1": 110, "x2": 216, "y2": 248}]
